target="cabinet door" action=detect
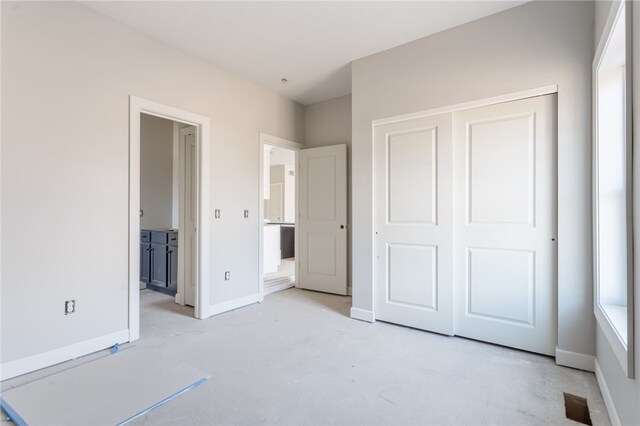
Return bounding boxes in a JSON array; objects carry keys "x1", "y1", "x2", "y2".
[
  {"x1": 150, "y1": 243, "x2": 168, "y2": 288},
  {"x1": 140, "y1": 243, "x2": 151, "y2": 284},
  {"x1": 280, "y1": 226, "x2": 295, "y2": 259},
  {"x1": 167, "y1": 246, "x2": 178, "y2": 290}
]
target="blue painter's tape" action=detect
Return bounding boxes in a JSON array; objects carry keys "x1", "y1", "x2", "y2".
[
  {"x1": 116, "y1": 376, "x2": 210, "y2": 426},
  {"x1": 0, "y1": 397, "x2": 29, "y2": 426},
  {"x1": 111, "y1": 343, "x2": 119, "y2": 354}
]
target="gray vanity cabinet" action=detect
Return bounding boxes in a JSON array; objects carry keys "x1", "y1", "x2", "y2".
[
  {"x1": 150, "y1": 242, "x2": 168, "y2": 288},
  {"x1": 167, "y1": 236, "x2": 178, "y2": 291},
  {"x1": 280, "y1": 225, "x2": 295, "y2": 259},
  {"x1": 140, "y1": 231, "x2": 151, "y2": 284},
  {"x1": 141, "y1": 230, "x2": 178, "y2": 296}
]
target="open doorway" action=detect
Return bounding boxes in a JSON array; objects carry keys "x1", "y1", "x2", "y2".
[
  {"x1": 138, "y1": 115, "x2": 196, "y2": 316},
  {"x1": 128, "y1": 96, "x2": 211, "y2": 342},
  {"x1": 263, "y1": 145, "x2": 297, "y2": 295},
  {"x1": 259, "y1": 134, "x2": 304, "y2": 300},
  {"x1": 259, "y1": 134, "x2": 349, "y2": 300}
]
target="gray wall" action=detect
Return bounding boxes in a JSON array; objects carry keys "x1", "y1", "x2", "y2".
[
  {"x1": 140, "y1": 114, "x2": 174, "y2": 229},
  {"x1": 304, "y1": 95, "x2": 353, "y2": 290},
  {"x1": 304, "y1": 94, "x2": 352, "y2": 148},
  {"x1": 351, "y1": 1, "x2": 595, "y2": 357},
  {"x1": 593, "y1": 1, "x2": 640, "y2": 424},
  {"x1": 1, "y1": 1, "x2": 303, "y2": 367}
]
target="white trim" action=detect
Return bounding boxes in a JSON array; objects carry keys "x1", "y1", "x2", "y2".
[
  {"x1": 208, "y1": 293, "x2": 261, "y2": 317},
  {"x1": 350, "y1": 307, "x2": 375, "y2": 323},
  {"x1": 595, "y1": 358, "x2": 622, "y2": 426},
  {"x1": 555, "y1": 347, "x2": 595, "y2": 372},
  {"x1": 372, "y1": 85, "x2": 558, "y2": 126},
  {"x1": 258, "y1": 133, "x2": 303, "y2": 302},
  {"x1": 0, "y1": 329, "x2": 128, "y2": 381},
  {"x1": 129, "y1": 96, "x2": 212, "y2": 342},
  {"x1": 592, "y1": 0, "x2": 634, "y2": 378},
  {"x1": 260, "y1": 133, "x2": 304, "y2": 151}
]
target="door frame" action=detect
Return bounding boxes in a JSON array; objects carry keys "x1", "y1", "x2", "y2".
[
  {"x1": 258, "y1": 133, "x2": 304, "y2": 302},
  {"x1": 129, "y1": 96, "x2": 211, "y2": 341}
]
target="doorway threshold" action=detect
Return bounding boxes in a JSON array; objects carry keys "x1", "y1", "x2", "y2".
[{"x1": 264, "y1": 277, "x2": 295, "y2": 296}]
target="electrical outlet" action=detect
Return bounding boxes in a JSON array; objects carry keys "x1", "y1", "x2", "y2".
[
  {"x1": 215, "y1": 209, "x2": 221, "y2": 219},
  {"x1": 224, "y1": 271, "x2": 231, "y2": 281},
  {"x1": 244, "y1": 210, "x2": 249, "y2": 218},
  {"x1": 65, "y1": 300, "x2": 76, "y2": 315}
]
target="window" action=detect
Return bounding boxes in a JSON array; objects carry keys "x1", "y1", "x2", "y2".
[{"x1": 593, "y1": 1, "x2": 634, "y2": 377}]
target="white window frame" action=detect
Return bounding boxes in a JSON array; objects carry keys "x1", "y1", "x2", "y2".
[{"x1": 593, "y1": 0, "x2": 635, "y2": 378}]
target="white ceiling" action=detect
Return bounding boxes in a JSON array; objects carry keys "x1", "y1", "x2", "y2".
[{"x1": 83, "y1": 1, "x2": 528, "y2": 106}]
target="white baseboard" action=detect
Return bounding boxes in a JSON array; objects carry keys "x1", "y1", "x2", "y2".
[
  {"x1": 0, "y1": 329, "x2": 129, "y2": 381},
  {"x1": 595, "y1": 358, "x2": 622, "y2": 425},
  {"x1": 350, "y1": 307, "x2": 375, "y2": 323},
  {"x1": 555, "y1": 347, "x2": 595, "y2": 372},
  {"x1": 208, "y1": 293, "x2": 260, "y2": 317}
]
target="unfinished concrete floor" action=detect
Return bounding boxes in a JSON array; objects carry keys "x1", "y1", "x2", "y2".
[{"x1": 2, "y1": 288, "x2": 609, "y2": 425}]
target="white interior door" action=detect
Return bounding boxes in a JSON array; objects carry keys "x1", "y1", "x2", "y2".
[
  {"x1": 179, "y1": 127, "x2": 197, "y2": 307},
  {"x1": 374, "y1": 113, "x2": 454, "y2": 335},
  {"x1": 453, "y1": 94, "x2": 557, "y2": 355},
  {"x1": 298, "y1": 144, "x2": 348, "y2": 295},
  {"x1": 268, "y1": 183, "x2": 283, "y2": 222}
]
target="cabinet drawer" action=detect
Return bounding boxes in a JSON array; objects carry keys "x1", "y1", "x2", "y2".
[
  {"x1": 168, "y1": 232, "x2": 178, "y2": 247},
  {"x1": 141, "y1": 231, "x2": 151, "y2": 243},
  {"x1": 151, "y1": 231, "x2": 168, "y2": 244}
]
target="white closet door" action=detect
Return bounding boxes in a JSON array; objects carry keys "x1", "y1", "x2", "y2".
[
  {"x1": 452, "y1": 95, "x2": 557, "y2": 355},
  {"x1": 374, "y1": 113, "x2": 454, "y2": 335}
]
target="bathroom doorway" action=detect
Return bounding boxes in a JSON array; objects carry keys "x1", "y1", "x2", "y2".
[{"x1": 128, "y1": 96, "x2": 211, "y2": 341}]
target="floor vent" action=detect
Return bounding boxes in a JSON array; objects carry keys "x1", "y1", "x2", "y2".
[{"x1": 564, "y1": 392, "x2": 592, "y2": 425}]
